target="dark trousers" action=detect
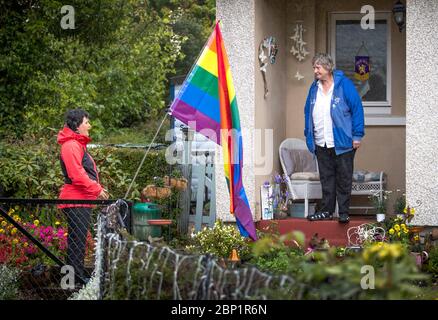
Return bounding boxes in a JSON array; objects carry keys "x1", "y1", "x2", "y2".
[
  {"x1": 63, "y1": 207, "x2": 91, "y2": 281},
  {"x1": 315, "y1": 145, "x2": 356, "y2": 215}
]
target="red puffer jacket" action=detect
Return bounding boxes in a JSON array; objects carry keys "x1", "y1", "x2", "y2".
[{"x1": 57, "y1": 127, "x2": 104, "y2": 208}]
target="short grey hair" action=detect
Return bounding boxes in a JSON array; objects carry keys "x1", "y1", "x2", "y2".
[{"x1": 312, "y1": 53, "x2": 335, "y2": 73}]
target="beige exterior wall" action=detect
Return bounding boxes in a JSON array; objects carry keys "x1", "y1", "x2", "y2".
[{"x1": 254, "y1": 0, "x2": 287, "y2": 219}]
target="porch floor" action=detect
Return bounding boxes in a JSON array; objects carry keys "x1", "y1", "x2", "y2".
[{"x1": 256, "y1": 216, "x2": 376, "y2": 247}]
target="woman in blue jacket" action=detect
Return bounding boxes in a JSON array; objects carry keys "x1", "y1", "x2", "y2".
[{"x1": 304, "y1": 53, "x2": 365, "y2": 223}]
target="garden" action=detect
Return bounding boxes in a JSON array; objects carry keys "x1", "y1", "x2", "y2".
[{"x1": 1, "y1": 0, "x2": 438, "y2": 301}]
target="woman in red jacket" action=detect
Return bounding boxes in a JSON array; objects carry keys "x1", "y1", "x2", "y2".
[{"x1": 58, "y1": 109, "x2": 108, "y2": 283}]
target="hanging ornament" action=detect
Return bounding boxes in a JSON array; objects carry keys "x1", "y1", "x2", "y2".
[{"x1": 290, "y1": 22, "x2": 309, "y2": 62}]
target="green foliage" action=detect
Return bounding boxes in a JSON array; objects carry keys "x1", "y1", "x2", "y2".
[
  {"x1": 292, "y1": 242, "x2": 428, "y2": 300},
  {"x1": 0, "y1": 0, "x2": 185, "y2": 139},
  {"x1": 0, "y1": 264, "x2": 20, "y2": 300},
  {"x1": 185, "y1": 220, "x2": 252, "y2": 260},
  {"x1": 0, "y1": 137, "x2": 63, "y2": 198},
  {"x1": 250, "y1": 223, "x2": 305, "y2": 276},
  {"x1": 426, "y1": 245, "x2": 438, "y2": 278},
  {"x1": 0, "y1": 138, "x2": 170, "y2": 200}
]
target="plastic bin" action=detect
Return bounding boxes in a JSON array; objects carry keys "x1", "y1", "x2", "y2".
[
  {"x1": 132, "y1": 202, "x2": 162, "y2": 240},
  {"x1": 289, "y1": 202, "x2": 316, "y2": 218}
]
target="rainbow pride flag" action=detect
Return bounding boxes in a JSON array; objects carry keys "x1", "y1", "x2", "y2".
[{"x1": 170, "y1": 22, "x2": 257, "y2": 241}]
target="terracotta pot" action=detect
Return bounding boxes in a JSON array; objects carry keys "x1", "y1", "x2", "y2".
[
  {"x1": 142, "y1": 185, "x2": 172, "y2": 199},
  {"x1": 163, "y1": 176, "x2": 188, "y2": 191}
]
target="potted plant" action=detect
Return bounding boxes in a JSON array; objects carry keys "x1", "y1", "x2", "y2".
[
  {"x1": 393, "y1": 190, "x2": 406, "y2": 219},
  {"x1": 369, "y1": 190, "x2": 391, "y2": 222}
]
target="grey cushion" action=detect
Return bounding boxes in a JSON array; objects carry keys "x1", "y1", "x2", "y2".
[
  {"x1": 353, "y1": 170, "x2": 382, "y2": 182},
  {"x1": 281, "y1": 148, "x2": 317, "y2": 177}
]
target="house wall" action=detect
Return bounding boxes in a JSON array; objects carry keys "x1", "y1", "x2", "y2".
[
  {"x1": 253, "y1": 0, "x2": 287, "y2": 219},
  {"x1": 406, "y1": 0, "x2": 438, "y2": 226},
  {"x1": 216, "y1": 0, "x2": 257, "y2": 222}
]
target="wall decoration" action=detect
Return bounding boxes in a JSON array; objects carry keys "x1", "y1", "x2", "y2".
[
  {"x1": 354, "y1": 41, "x2": 371, "y2": 97},
  {"x1": 290, "y1": 21, "x2": 309, "y2": 62},
  {"x1": 258, "y1": 36, "x2": 278, "y2": 98},
  {"x1": 294, "y1": 70, "x2": 304, "y2": 81}
]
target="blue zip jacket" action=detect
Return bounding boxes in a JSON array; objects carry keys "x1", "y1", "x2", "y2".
[{"x1": 304, "y1": 70, "x2": 365, "y2": 155}]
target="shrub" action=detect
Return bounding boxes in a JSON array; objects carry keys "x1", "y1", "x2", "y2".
[
  {"x1": 0, "y1": 137, "x2": 170, "y2": 200},
  {"x1": 185, "y1": 220, "x2": 252, "y2": 260},
  {"x1": 426, "y1": 245, "x2": 438, "y2": 279},
  {"x1": 0, "y1": 264, "x2": 20, "y2": 300}
]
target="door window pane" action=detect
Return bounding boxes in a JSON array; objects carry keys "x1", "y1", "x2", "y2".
[{"x1": 335, "y1": 18, "x2": 388, "y2": 104}]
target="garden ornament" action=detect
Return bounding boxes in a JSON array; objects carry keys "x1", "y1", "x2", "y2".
[{"x1": 347, "y1": 223, "x2": 386, "y2": 249}]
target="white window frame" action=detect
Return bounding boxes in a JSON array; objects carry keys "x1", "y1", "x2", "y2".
[{"x1": 329, "y1": 11, "x2": 392, "y2": 114}]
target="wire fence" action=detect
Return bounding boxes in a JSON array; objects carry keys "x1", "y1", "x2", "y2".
[
  {"x1": 1, "y1": 198, "x2": 299, "y2": 300},
  {"x1": 0, "y1": 198, "x2": 129, "y2": 300}
]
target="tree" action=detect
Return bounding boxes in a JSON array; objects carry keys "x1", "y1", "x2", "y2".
[{"x1": 0, "y1": 0, "x2": 185, "y2": 139}]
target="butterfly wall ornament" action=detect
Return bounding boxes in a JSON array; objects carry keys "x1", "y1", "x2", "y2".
[{"x1": 290, "y1": 22, "x2": 309, "y2": 62}]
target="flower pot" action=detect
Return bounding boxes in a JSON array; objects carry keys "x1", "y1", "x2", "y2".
[
  {"x1": 142, "y1": 185, "x2": 172, "y2": 199},
  {"x1": 163, "y1": 176, "x2": 188, "y2": 191},
  {"x1": 175, "y1": 178, "x2": 188, "y2": 191},
  {"x1": 376, "y1": 213, "x2": 385, "y2": 222},
  {"x1": 410, "y1": 251, "x2": 429, "y2": 268},
  {"x1": 274, "y1": 210, "x2": 288, "y2": 220}
]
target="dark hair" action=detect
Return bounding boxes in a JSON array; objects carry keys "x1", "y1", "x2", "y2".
[{"x1": 64, "y1": 109, "x2": 89, "y2": 132}]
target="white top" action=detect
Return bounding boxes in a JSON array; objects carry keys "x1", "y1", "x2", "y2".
[{"x1": 313, "y1": 81, "x2": 334, "y2": 148}]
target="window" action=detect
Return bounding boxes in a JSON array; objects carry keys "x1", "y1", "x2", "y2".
[{"x1": 330, "y1": 12, "x2": 391, "y2": 112}]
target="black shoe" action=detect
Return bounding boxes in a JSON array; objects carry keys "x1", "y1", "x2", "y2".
[
  {"x1": 307, "y1": 211, "x2": 333, "y2": 221},
  {"x1": 338, "y1": 213, "x2": 350, "y2": 223}
]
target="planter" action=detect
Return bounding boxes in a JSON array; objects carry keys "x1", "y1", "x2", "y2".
[
  {"x1": 141, "y1": 185, "x2": 172, "y2": 199},
  {"x1": 376, "y1": 213, "x2": 385, "y2": 222},
  {"x1": 410, "y1": 251, "x2": 429, "y2": 268},
  {"x1": 163, "y1": 176, "x2": 188, "y2": 191},
  {"x1": 274, "y1": 210, "x2": 288, "y2": 220}
]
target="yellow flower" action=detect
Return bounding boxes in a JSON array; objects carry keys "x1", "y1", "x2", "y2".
[
  {"x1": 394, "y1": 224, "x2": 401, "y2": 232},
  {"x1": 55, "y1": 221, "x2": 61, "y2": 226},
  {"x1": 389, "y1": 228, "x2": 395, "y2": 235},
  {"x1": 410, "y1": 208, "x2": 415, "y2": 215},
  {"x1": 1, "y1": 221, "x2": 7, "y2": 227},
  {"x1": 403, "y1": 228, "x2": 409, "y2": 234},
  {"x1": 401, "y1": 224, "x2": 406, "y2": 229},
  {"x1": 414, "y1": 235, "x2": 420, "y2": 241},
  {"x1": 33, "y1": 220, "x2": 39, "y2": 227},
  {"x1": 397, "y1": 232, "x2": 401, "y2": 237},
  {"x1": 362, "y1": 250, "x2": 370, "y2": 262},
  {"x1": 12, "y1": 238, "x2": 19, "y2": 245},
  {"x1": 23, "y1": 242, "x2": 29, "y2": 248},
  {"x1": 8, "y1": 208, "x2": 15, "y2": 215},
  {"x1": 0, "y1": 228, "x2": 4, "y2": 234},
  {"x1": 11, "y1": 228, "x2": 17, "y2": 235}
]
